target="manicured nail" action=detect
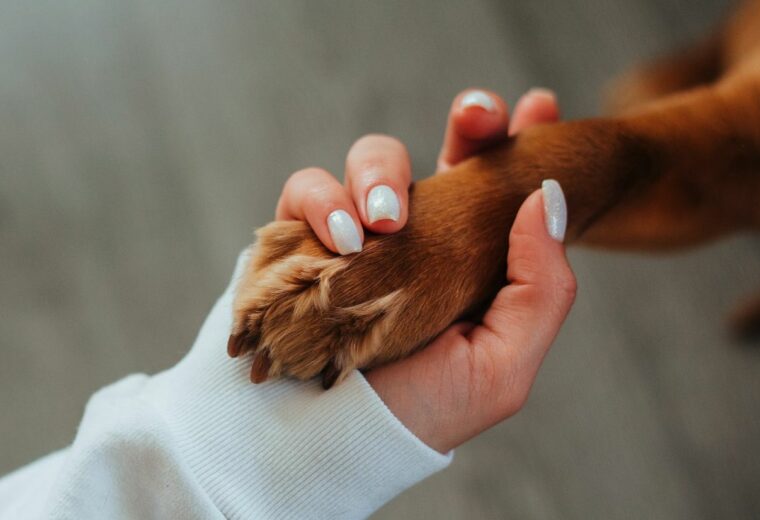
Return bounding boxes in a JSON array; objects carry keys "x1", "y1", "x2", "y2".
[
  {"x1": 528, "y1": 87, "x2": 557, "y2": 102},
  {"x1": 542, "y1": 179, "x2": 567, "y2": 242},
  {"x1": 367, "y1": 185, "x2": 400, "y2": 224},
  {"x1": 327, "y1": 209, "x2": 362, "y2": 255},
  {"x1": 460, "y1": 90, "x2": 496, "y2": 112}
]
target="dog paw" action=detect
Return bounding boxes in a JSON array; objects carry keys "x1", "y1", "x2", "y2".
[
  {"x1": 226, "y1": 152, "x2": 541, "y2": 388},
  {"x1": 228, "y1": 220, "x2": 408, "y2": 388}
]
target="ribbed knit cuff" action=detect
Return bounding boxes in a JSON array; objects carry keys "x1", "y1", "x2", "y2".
[{"x1": 142, "y1": 252, "x2": 451, "y2": 519}]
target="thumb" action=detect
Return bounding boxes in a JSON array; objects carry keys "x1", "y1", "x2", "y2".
[
  {"x1": 365, "y1": 181, "x2": 576, "y2": 453},
  {"x1": 471, "y1": 180, "x2": 576, "y2": 391}
]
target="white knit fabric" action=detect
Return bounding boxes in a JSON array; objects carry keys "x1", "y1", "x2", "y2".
[{"x1": 0, "y1": 252, "x2": 451, "y2": 519}]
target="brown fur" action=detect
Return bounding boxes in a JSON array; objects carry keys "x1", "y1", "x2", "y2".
[{"x1": 230, "y1": 0, "x2": 760, "y2": 387}]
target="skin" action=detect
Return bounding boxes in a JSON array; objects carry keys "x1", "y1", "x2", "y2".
[{"x1": 275, "y1": 88, "x2": 576, "y2": 453}]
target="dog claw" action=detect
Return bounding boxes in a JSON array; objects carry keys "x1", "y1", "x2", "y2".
[
  {"x1": 250, "y1": 352, "x2": 272, "y2": 383},
  {"x1": 229, "y1": 220, "x2": 409, "y2": 387},
  {"x1": 227, "y1": 334, "x2": 244, "y2": 357},
  {"x1": 321, "y1": 362, "x2": 341, "y2": 390}
]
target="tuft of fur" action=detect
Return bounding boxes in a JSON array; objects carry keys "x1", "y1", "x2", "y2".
[{"x1": 230, "y1": 221, "x2": 408, "y2": 387}]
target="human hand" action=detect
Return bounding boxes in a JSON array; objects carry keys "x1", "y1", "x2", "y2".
[{"x1": 274, "y1": 88, "x2": 575, "y2": 452}]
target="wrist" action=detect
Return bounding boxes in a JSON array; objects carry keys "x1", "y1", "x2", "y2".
[{"x1": 366, "y1": 357, "x2": 461, "y2": 454}]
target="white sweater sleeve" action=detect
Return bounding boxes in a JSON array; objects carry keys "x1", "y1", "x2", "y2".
[{"x1": 0, "y1": 251, "x2": 452, "y2": 520}]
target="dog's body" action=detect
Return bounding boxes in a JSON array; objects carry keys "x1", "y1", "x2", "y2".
[{"x1": 229, "y1": 0, "x2": 760, "y2": 387}]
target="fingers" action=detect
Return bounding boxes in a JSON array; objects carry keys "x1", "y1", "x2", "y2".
[
  {"x1": 275, "y1": 135, "x2": 413, "y2": 253},
  {"x1": 436, "y1": 87, "x2": 560, "y2": 172},
  {"x1": 437, "y1": 89, "x2": 510, "y2": 171},
  {"x1": 508, "y1": 88, "x2": 560, "y2": 135},
  {"x1": 469, "y1": 181, "x2": 574, "y2": 403},
  {"x1": 275, "y1": 88, "x2": 561, "y2": 256},
  {"x1": 344, "y1": 134, "x2": 411, "y2": 233},
  {"x1": 276, "y1": 168, "x2": 364, "y2": 255}
]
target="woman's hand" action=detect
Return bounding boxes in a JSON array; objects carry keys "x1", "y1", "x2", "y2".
[{"x1": 275, "y1": 88, "x2": 575, "y2": 453}]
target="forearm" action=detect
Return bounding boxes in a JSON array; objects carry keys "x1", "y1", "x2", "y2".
[{"x1": 0, "y1": 251, "x2": 450, "y2": 519}]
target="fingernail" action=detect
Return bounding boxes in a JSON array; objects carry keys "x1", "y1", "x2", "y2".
[
  {"x1": 327, "y1": 209, "x2": 362, "y2": 255},
  {"x1": 528, "y1": 87, "x2": 557, "y2": 101},
  {"x1": 542, "y1": 179, "x2": 567, "y2": 242},
  {"x1": 460, "y1": 90, "x2": 496, "y2": 112},
  {"x1": 367, "y1": 185, "x2": 400, "y2": 224}
]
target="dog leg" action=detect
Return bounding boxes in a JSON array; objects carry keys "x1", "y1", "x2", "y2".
[
  {"x1": 231, "y1": 71, "x2": 760, "y2": 388},
  {"x1": 605, "y1": 33, "x2": 724, "y2": 114},
  {"x1": 581, "y1": 73, "x2": 760, "y2": 249}
]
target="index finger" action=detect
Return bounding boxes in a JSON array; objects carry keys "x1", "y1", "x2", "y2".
[{"x1": 344, "y1": 134, "x2": 411, "y2": 234}]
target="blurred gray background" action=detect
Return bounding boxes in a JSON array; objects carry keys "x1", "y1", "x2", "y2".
[{"x1": 2, "y1": 0, "x2": 759, "y2": 518}]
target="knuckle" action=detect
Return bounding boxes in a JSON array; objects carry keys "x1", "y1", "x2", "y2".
[
  {"x1": 553, "y1": 268, "x2": 578, "y2": 305},
  {"x1": 377, "y1": 134, "x2": 407, "y2": 152},
  {"x1": 540, "y1": 273, "x2": 576, "y2": 320},
  {"x1": 303, "y1": 181, "x2": 334, "y2": 200},
  {"x1": 287, "y1": 167, "x2": 329, "y2": 187},
  {"x1": 281, "y1": 169, "x2": 346, "y2": 219},
  {"x1": 289, "y1": 169, "x2": 339, "y2": 202},
  {"x1": 514, "y1": 273, "x2": 575, "y2": 319},
  {"x1": 346, "y1": 134, "x2": 412, "y2": 190},
  {"x1": 348, "y1": 135, "x2": 410, "y2": 176},
  {"x1": 354, "y1": 133, "x2": 403, "y2": 150}
]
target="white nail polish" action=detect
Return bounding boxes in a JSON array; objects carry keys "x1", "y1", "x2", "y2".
[
  {"x1": 527, "y1": 87, "x2": 557, "y2": 101},
  {"x1": 327, "y1": 209, "x2": 362, "y2": 255},
  {"x1": 460, "y1": 90, "x2": 496, "y2": 112},
  {"x1": 542, "y1": 179, "x2": 567, "y2": 242},
  {"x1": 367, "y1": 185, "x2": 400, "y2": 224}
]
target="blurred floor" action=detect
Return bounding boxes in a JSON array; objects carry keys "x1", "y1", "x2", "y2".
[{"x1": 1, "y1": 0, "x2": 759, "y2": 518}]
